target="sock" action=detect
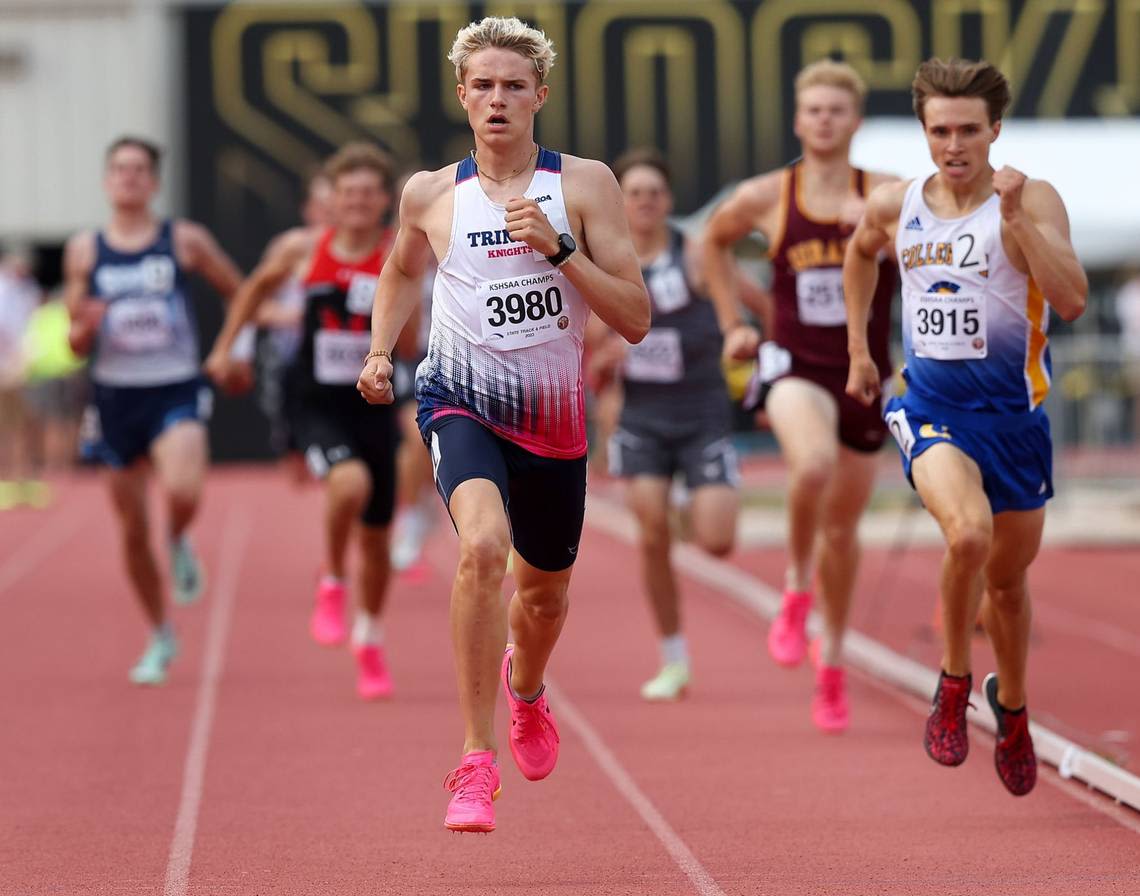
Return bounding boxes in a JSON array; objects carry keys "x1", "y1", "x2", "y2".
[
  {"x1": 660, "y1": 633, "x2": 689, "y2": 666},
  {"x1": 156, "y1": 621, "x2": 174, "y2": 641},
  {"x1": 820, "y1": 631, "x2": 842, "y2": 667},
  {"x1": 507, "y1": 656, "x2": 544, "y2": 703},
  {"x1": 352, "y1": 611, "x2": 382, "y2": 647},
  {"x1": 321, "y1": 573, "x2": 345, "y2": 588},
  {"x1": 999, "y1": 701, "x2": 1026, "y2": 715}
]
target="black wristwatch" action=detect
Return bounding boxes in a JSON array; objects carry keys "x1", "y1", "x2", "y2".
[{"x1": 545, "y1": 232, "x2": 577, "y2": 268}]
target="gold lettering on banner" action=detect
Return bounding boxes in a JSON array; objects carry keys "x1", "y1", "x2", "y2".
[
  {"x1": 349, "y1": 2, "x2": 471, "y2": 164},
  {"x1": 212, "y1": 3, "x2": 380, "y2": 174},
  {"x1": 573, "y1": 0, "x2": 746, "y2": 184},
  {"x1": 751, "y1": 0, "x2": 922, "y2": 171},
  {"x1": 1095, "y1": 0, "x2": 1140, "y2": 114},
  {"x1": 623, "y1": 28, "x2": 700, "y2": 206},
  {"x1": 933, "y1": 0, "x2": 1106, "y2": 117}
]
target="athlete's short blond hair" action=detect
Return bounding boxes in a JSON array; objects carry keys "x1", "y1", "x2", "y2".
[
  {"x1": 448, "y1": 16, "x2": 556, "y2": 84},
  {"x1": 795, "y1": 59, "x2": 868, "y2": 113}
]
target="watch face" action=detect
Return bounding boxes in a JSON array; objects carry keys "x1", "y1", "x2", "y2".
[{"x1": 560, "y1": 233, "x2": 576, "y2": 253}]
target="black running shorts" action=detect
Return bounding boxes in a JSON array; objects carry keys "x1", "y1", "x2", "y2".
[{"x1": 422, "y1": 413, "x2": 587, "y2": 572}]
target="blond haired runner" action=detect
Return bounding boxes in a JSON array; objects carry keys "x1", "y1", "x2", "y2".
[
  {"x1": 701, "y1": 60, "x2": 898, "y2": 732},
  {"x1": 845, "y1": 58, "x2": 1087, "y2": 795},
  {"x1": 358, "y1": 17, "x2": 649, "y2": 832},
  {"x1": 207, "y1": 143, "x2": 401, "y2": 701}
]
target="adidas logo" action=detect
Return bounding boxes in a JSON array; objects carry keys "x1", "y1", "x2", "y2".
[{"x1": 905, "y1": 216, "x2": 923, "y2": 231}]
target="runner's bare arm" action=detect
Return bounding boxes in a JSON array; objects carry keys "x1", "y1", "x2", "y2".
[
  {"x1": 209, "y1": 229, "x2": 310, "y2": 358},
  {"x1": 175, "y1": 220, "x2": 243, "y2": 301},
  {"x1": 698, "y1": 174, "x2": 780, "y2": 358},
  {"x1": 62, "y1": 232, "x2": 101, "y2": 356},
  {"x1": 359, "y1": 172, "x2": 437, "y2": 405},
  {"x1": 996, "y1": 171, "x2": 1087, "y2": 321},
  {"x1": 254, "y1": 230, "x2": 309, "y2": 328},
  {"x1": 844, "y1": 180, "x2": 905, "y2": 405},
  {"x1": 531, "y1": 158, "x2": 649, "y2": 344}
]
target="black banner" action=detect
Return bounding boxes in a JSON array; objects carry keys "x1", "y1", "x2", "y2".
[{"x1": 183, "y1": 0, "x2": 1134, "y2": 457}]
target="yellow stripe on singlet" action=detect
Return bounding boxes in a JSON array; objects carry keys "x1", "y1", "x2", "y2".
[{"x1": 1025, "y1": 277, "x2": 1050, "y2": 408}]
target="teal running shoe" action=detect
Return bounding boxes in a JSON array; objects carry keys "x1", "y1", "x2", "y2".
[{"x1": 128, "y1": 628, "x2": 178, "y2": 686}]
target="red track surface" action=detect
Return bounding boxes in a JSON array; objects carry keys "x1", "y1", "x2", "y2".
[{"x1": 1, "y1": 468, "x2": 1138, "y2": 895}]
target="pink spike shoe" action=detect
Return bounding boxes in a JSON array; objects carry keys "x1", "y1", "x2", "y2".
[
  {"x1": 768, "y1": 590, "x2": 812, "y2": 667},
  {"x1": 501, "y1": 646, "x2": 560, "y2": 781},
  {"x1": 812, "y1": 665, "x2": 850, "y2": 733},
  {"x1": 310, "y1": 578, "x2": 347, "y2": 646},
  {"x1": 355, "y1": 644, "x2": 393, "y2": 700},
  {"x1": 443, "y1": 750, "x2": 501, "y2": 832}
]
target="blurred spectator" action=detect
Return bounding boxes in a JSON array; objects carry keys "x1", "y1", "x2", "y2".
[
  {"x1": 0, "y1": 247, "x2": 40, "y2": 509},
  {"x1": 1115, "y1": 268, "x2": 1140, "y2": 440},
  {"x1": 22, "y1": 288, "x2": 89, "y2": 500}
]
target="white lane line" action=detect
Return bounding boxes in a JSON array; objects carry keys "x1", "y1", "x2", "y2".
[
  {"x1": 0, "y1": 509, "x2": 89, "y2": 596},
  {"x1": 1033, "y1": 600, "x2": 1140, "y2": 659},
  {"x1": 546, "y1": 680, "x2": 728, "y2": 896},
  {"x1": 163, "y1": 507, "x2": 251, "y2": 896},
  {"x1": 585, "y1": 496, "x2": 1140, "y2": 829}
]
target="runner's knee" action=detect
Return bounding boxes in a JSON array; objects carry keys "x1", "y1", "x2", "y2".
[
  {"x1": 457, "y1": 529, "x2": 510, "y2": 583},
  {"x1": 985, "y1": 581, "x2": 1028, "y2": 615},
  {"x1": 694, "y1": 527, "x2": 734, "y2": 557},
  {"x1": 789, "y1": 453, "x2": 834, "y2": 496},
  {"x1": 515, "y1": 581, "x2": 568, "y2": 623},
  {"x1": 945, "y1": 521, "x2": 991, "y2": 569}
]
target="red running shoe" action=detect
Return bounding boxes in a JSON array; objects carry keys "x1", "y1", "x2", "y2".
[
  {"x1": 984, "y1": 673, "x2": 1037, "y2": 796},
  {"x1": 924, "y1": 670, "x2": 972, "y2": 766}
]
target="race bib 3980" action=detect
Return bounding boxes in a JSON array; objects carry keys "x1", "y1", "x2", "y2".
[{"x1": 478, "y1": 271, "x2": 571, "y2": 351}]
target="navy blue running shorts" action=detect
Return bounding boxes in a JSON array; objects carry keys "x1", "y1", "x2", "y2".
[
  {"x1": 422, "y1": 413, "x2": 587, "y2": 572},
  {"x1": 81, "y1": 376, "x2": 211, "y2": 469}
]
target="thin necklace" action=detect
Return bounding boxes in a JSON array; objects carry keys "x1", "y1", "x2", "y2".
[{"x1": 471, "y1": 144, "x2": 538, "y2": 183}]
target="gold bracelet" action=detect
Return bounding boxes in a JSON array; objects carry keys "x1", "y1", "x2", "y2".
[{"x1": 363, "y1": 349, "x2": 392, "y2": 363}]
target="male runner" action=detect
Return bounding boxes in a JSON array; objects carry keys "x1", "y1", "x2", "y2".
[
  {"x1": 254, "y1": 170, "x2": 333, "y2": 468},
  {"x1": 603, "y1": 147, "x2": 739, "y2": 701},
  {"x1": 358, "y1": 16, "x2": 649, "y2": 832},
  {"x1": 65, "y1": 136, "x2": 246, "y2": 685},
  {"x1": 701, "y1": 61, "x2": 898, "y2": 731},
  {"x1": 206, "y1": 143, "x2": 400, "y2": 700},
  {"x1": 845, "y1": 58, "x2": 1087, "y2": 794}
]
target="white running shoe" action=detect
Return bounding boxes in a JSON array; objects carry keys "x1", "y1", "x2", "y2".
[{"x1": 640, "y1": 661, "x2": 691, "y2": 701}]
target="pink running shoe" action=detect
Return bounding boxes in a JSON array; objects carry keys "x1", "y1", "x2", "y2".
[
  {"x1": 443, "y1": 750, "x2": 501, "y2": 833},
  {"x1": 310, "y1": 578, "x2": 347, "y2": 646},
  {"x1": 501, "y1": 646, "x2": 560, "y2": 781},
  {"x1": 768, "y1": 590, "x2": 812, "y2": 667},
  {"x1": 812, "y1": 665, "x2": 850, "y2": 733},
  {"x1": 355, "y1": 644, "x2": 393, "y2": 700}
]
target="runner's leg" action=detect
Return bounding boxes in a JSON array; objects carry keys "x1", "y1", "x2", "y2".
[
  {"x1": 981, "y1": 508, "x2": 1044, "y2": 709},
  {"x1": 911, "y1": 443, "x2": 992, "y2": 677}
]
